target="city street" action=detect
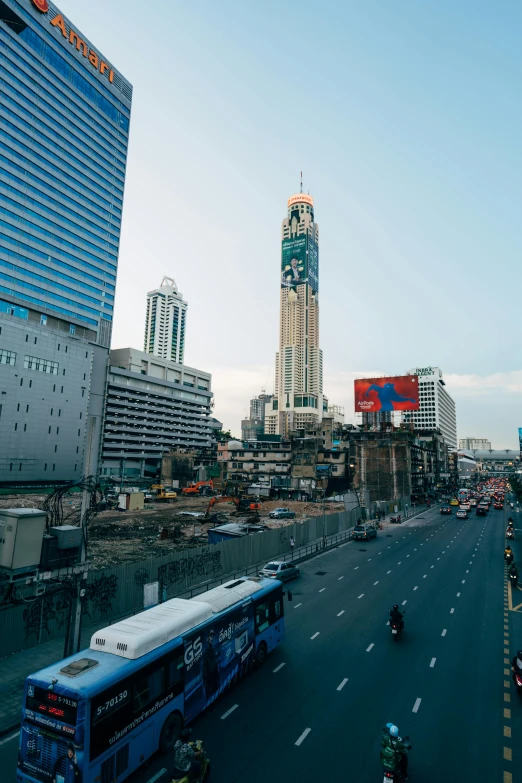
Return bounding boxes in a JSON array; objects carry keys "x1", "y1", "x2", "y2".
[{"x1": 2, "y1": 501, "x2": 521, "y2": 782}]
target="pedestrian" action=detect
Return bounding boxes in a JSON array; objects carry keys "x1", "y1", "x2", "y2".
[{"x1": 290, "y1": 536, "x2": 295, "y2": 559}]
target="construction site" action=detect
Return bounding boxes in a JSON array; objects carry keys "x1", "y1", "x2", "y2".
[{"x1": 0, "y1": 488, "x2": 344, "y2": 569}]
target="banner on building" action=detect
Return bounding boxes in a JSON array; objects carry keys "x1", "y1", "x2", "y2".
[
  {"x1": 518, "y1": 428, "x2": 522, "y2": 458},
  {"x1": 354, "y1": 375, "x2": 420, "y2": 413},
  {"x1": 281, "y1": 236, "x2": 307, "y2": 290}
]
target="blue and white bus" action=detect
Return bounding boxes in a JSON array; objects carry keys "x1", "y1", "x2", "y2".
[{"x1": 17, "y1": 576, "x2": 284, "y2": 783}]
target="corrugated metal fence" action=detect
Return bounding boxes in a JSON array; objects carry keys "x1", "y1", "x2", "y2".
[{"x1": 0, "y1": 507, "x2": 363, "y2": 659}]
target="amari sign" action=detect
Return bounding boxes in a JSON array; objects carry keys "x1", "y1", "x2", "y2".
[{"x1": 31, "y1": 0, "x2": 115, "y2": 83}]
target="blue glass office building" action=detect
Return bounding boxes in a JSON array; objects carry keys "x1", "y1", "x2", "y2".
[
  {"x1": 0, "y1": 0, "x2": 132, "y2": 484},
  {"x1": 0, "y1": 0, "x2": 132, "y2": 347}
]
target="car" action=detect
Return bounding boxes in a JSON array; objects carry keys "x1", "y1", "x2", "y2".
[
  {"x1": 476, "y1": 507, "x2": 487, "y2": 516},
  {"x1": 494, "y1": 502, "x2": 504, "y2": 510},
  {"x1": 469, "y1": 499, "x2": 477, "y2": 507},
  {"x1": 268, "y1": 507, "x2": 296, "y2": 520},
  {"x1": 259, "y1": 560, "x2": 300, "y2": 581},
  {"x1": 456, "y1": 510, "x2": 468, "y2": 519},
  {"x1": 352, "y1": 523, "x2": 377, "y2": 540},
  {"x1": 459, "y1": 503, "x2": 471, "y2": 511},
  {"x1": 440, "y1": 506, "x2": 452, "y2": 515},
  {"x1": 450, "y1": 498, "x2": 459, "y2": 506}
]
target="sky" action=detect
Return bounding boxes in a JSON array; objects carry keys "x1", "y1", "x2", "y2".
[{"x1": 62, "y1": 0, "x2": 522, "y2": 447}]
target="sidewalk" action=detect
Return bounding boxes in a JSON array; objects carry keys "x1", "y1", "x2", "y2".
[{"x1": 0, "y1": 502, "x2": 433, "y2": 737}]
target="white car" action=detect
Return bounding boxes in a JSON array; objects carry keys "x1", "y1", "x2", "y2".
[{"x1": 456, "y1": 510, "x2": 468, "y2": 519}]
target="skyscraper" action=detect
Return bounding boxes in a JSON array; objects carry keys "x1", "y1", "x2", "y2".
[
  {"x1": 144, "y1": 276, "x2": 187, "y2": 364},
  {"x1": 264, "y1": 190, "x2": 325, "y2": 436},
  {"x1": 0, "y1": 0, "x2": 132, "y2": 483},
  {"x1": 403, "y1": 367, "x2": 457, "y2": 450}
]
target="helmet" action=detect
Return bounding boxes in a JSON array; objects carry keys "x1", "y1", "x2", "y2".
[
  {"x1": 393, "y1": 604, "x2": 399, "y2": 611},
  {"x1": 389, "y1": 725, "x2": 399, "y2": 738}
]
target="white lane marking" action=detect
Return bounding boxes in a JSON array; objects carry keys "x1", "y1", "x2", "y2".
[
  {"x1": 319, "y1": 588, "x2": 326, "y2": 593},
  {"x1": 366, "y1": 643, "x2": 375, "y2": 652},
  {"x1": 295, "y1": 728, "x2": 311, "y2": 746},
  {"x1": 398, "y1": 562, "x2": 402, "y2": 565},
  {"x1": 406, "y1": 554, "x2": 410, "y2": 557},
  {"x1": 414, "y1": 548, "x2": 417, "y2": 551},
  {"x1": 437, "y1": 558, "x2": 440, "y2": 560},
  {"x1": 338, "y1": 576, "x2": 344, "y2": 580},
  {"x1": 337, "y1": 678, "x2": 349, "y2": 692},
  {"x1": 430, "y1": 658, "x2": 436, "y2": 668},
  {"x1": 413, "y1": 586, "x2": 418, "y2": 590},
  {"x1": 465, "y1": 570, "x2": 469, "y2": 574},
  {"x1": 221, "y1": 704, "x2": 239, "y2": 720},
  {"x1": 462, "y1": 580, "x2": 466, "y2": 584},
  {"x1": 0, "y1": 731, "x2": 19, "y2": 747},
  {"x1": 402, "y1": 600, "x2": 407, "y2": 605},
  {"x1": 311, "y1": 632, "x2": 320, "y2": 640},
  {"x1": 368, "y1": 558, "x2": 372, "y2": 561},
  {"x1": 386, "y1": 621, "x2": 390, "y2": 626},
  {"x1": 456, "y1": 592, "x2": 460, "y2": 597},
  {"x1": 441, "y1": 629, "x2": 447, "y2": 637},
  {"x1": 412, "y1": 698, "x2": 422, "y2": 713},
  {"x1": 374, "y1": 581, "x2": 379, "y2": 585},
  {"x1": 430, "y1": 565, "x2": 434, "y2": 568},
  {"x1": 387, "y1": 570, "x2": 392, "y2": 574},
  {"x1": 358, "y1": 594, "x2": 364, "y2": 599},
  {"x1": 378, "y1": 552, "x2": 382, "y2": 555},
  {"x1": 450, "y1": 608, "x2": 454, "y2": 614},
  {"x1": 273, "y1": 662, "x2": 286, "y2": 673},
  {"x1": 147, "y1": 770, "x2": 168, "y2": 783},
  {"x1": 337, "y1": 610, "x2": 345, "y2": 616},
  {"x1": 294, "y1": 603, "x2": 302, "y2": 608},
  {"x1": 423, "y1": 575, "x2": 427, "y2": 578},
  {"x1": 354, "y1": 566, "x2": 359, "y2": 570}
]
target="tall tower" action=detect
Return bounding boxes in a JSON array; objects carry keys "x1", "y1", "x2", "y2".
[
  {"x1": 264, "y1": 190, "x2": 324, "y2": 436},
  {"x1": 144, "y1": 277, "x2": 188, "y2": 364}
]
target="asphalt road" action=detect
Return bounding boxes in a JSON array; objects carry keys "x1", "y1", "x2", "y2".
[{"x1": 2, "y1": 499, "x2": 522, "y2": 782}]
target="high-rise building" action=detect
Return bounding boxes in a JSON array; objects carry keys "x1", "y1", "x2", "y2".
[
  {"x1": 459, "y1": 438, "x2": 491, "y2": 451},
  {"x1": 0, "y1": 0, "x2": 132, "y2": 483},
  {"x1": 241, "y1": 391, "x2": 272, "y2": 441},
  {"x1": 265, "y1": 190, "x2": 325, "y2": 436},
  {"x1": 144, "y1": 276, "x2": 187, "y2": 364},
  {"x1": 403, "y1": 367, "x2": 457, "y2": 450}
]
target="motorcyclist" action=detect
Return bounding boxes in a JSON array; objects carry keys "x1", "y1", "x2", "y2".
[
  {"x1": 511, "y1": 649, "x2": 522, "y2": 684},
  {"x1": 380, "y1": 723, "x2": 409, "y2": 780},
  {"x1": 172, "y1": 729, "x2": 201, "y2": 782},
  {"x1": 508, "y1": 517, "x2": 514, "y2": 526},
  {"x1": 505, "y1": 546, "x2": 514, "y2": 564},
  {"x1": 509, "y1": 562, "x2": 519, "y2": 584},
  {"x1": 389, "y1": 604, "x2": 404, "y2": 632}
]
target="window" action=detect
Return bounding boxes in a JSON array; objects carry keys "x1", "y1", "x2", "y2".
[
  {"x1": 16, "y1": 403, "x2": 20, "y2": 412},
  {"x1": 133, "y1": 667, "x2": 165, "y2": 712},
  {"x1": 40, "y1": 314, "x2": 47, "y2": 326},
  {"x1": 0, "y1": 349, "x2": 16, "y2": 365},
  {"x1": 26, "y1": 405, "x2": 29, "y2": 412},
  {"x1": 70, "y1": 324, "x2": 76, "y2": 335},
  {"x1": 255, "y1": 602, "x2": 270, "y2": 634},
  {"x1": 24, "y1": 356, "x2": 59, "y2": 374}
]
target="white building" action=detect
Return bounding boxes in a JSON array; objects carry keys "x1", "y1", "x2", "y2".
[
  {"x1": 144, "y1": 277, "x2": 187, "y2": 364},
  {"x1": 459, "y1": 437, "x2": 491, "y2": 450},
  {"x1": 403, "y1": 367, "x2": 457, "y2": 450}
]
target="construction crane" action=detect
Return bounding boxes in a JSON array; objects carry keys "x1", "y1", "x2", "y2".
[{"x1": 204, "y1": 496, "x2": 261, "y2": 519}]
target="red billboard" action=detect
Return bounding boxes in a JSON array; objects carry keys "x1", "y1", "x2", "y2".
[{"x1": 354, "y1": 375, "x2": 420, "y2": 413}]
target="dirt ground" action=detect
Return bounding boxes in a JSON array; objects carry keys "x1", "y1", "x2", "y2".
[{"x1": 0, "y1": 493, "x2": 344, "y2": 569}]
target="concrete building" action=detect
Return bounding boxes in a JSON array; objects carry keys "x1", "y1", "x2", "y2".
[
  {"x1": 100, "y1": 348, "x2": 213, "y2": 481},
  {"x1": 0, "y1": 0, "x2": 132, "y2": 483},
  {"x1": 241, "y1": 391, "x2": 272, "y2": 441},
  {"x1": 471, "y1": 449, "x2": 520, "y2": 476},
  {"x1": 144, "y1": 277, "x2": 187, "y2": 364},
  {"x1": 459, "y1": 438, "x2": 491, "y2": 450},
  {"x1": 265, "y1": 190, "x2": 327, "y2": 436},
  {"x1": 403, "y1": 367, "x2": 457, "y2": 450}
]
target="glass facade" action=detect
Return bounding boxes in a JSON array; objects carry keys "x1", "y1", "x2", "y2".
[{"x1": 0, "y1": 0, "x2": 132, "y2": 346}]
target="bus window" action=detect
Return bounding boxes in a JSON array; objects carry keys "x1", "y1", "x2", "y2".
[
  {"x1": 255, "y1": 603, "x2": 270, "y2": 633},
  {"x1": 133, "y1": 667, "x2": 165, "y2": 711},
  {"x1": 273, "y1": 598, "x2": 282, "y2": 620},
  {"x1": 167, "y1": 652, "x2": 184, "y2": 688}
]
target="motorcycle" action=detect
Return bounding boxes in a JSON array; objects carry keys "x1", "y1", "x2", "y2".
[
  {"x1": 512, "y1": 669, "x2": 522, "y2": 696},
  {"x1": 390, "y1": 620, "x2": 403, "y2": 641},
  {"x1": 171, "y1": 741, "x2": 210, "y2": 783},
  {"x1": 381, "y1": 736, "x2": 412, "y2": 782},
  {"x1": 507, "y1": 528, "x2": 514, "y2": 540},
  {"x1": 505, "y1": 553, "x2": 514, "y2": 566},
  {"x1": 510, "y1": 571, "x2": 519, "y2": 589},
  {"x1": 390, "y1": 515, "x2": 402, "y2": 524}
]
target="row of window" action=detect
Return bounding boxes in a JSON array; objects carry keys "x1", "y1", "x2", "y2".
[
  {"x1": 1, "y1": 75, "x2": 127, "y2": 173},
  {"x1": 0, "y1": 270, "x2": 107, "y2": 317},
  {"x1": 24, "y1": 355, "x2": 59, "y2": 374},
  {"x1": 2, "y1": 193, "x2": 118, "y2": 261},
  {"x1": 0, "y1": 123, "x2": 122, "y2": 211},
  {"x1": 0, "y1": 258, "x2": 111, "y2": 311},
  {"x1": 0, "y1": 96, "x2": 125, "y2": 195},
  {"x1": 17, "y1": 25, "x2": 130, "y2": 130},
  {"x1": 0, "y1": 284, "x2": 98, "y2": 327},
  {"x1": 6, "y1": 463, "x2": 77, "y2": 472},
  {"x1": 0, "y1": 48, "x2": 127, "y2": 160},
  {"x1": 0, "y1": 254, "x2": 110, "y2": 304},
  {"x1": 0, "y1": 153, "x2": 120, "y2": 236}
]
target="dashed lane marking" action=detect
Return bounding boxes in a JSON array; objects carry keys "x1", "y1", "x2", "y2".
[
  {"x1": 146, "y1": 770, "x2": 168, "y2": 783},
  {"x1": 387, "y1": 570, "x2": 392, "y2": 574},
  {"x1": 337, "y1": 678, "x2": 349, "y2": 692},
  {"x1": 450, "y1": 608, "x2": 455, "y2": 614},
  {"x1": 402, "y1": 600, "x2": 407, "y2": 605},
  {"x1": 441, "y1": 629, "x2": 447, "y2": 637},
  {"x1": 366, "y1": 643, "x2": 375, "y2": 652},
  {"x1": 295, "y1": 728, "x2": 311, "y2": 746},
  {"x1": 413, "y1": 586, "x2": 418, "y2": 591},
  {"x1": 0, "y1": 731, "x2": 19, "y2": 747},
  {"x1": 337, "y1": 610, "x2": 345, "y2": 616},
  {"x1": 457, "y1": 592, "x2": 461, "y2": 597},
  {"x1": 273, "y1": 662, "x2": 286, "y2": 673},
  {"x1": 319, "y1": 588, "x2": 326, "y2": 593},
  {"x1": 221, "y1": 704, "x2": 239, "y2": 720},
  {"x1": 412, "y1": 698, "x2": 422, "y2": 713},
  {"x1": 294, "y1": 603, "x2": 302, "y2": 609},
  {"x1": 430, "y1": 658, "x2": 436, "y2": 668},
  {"x1": 374, "y1": 581, "x2": 379, "y2": 585},
  {"x1": 338, "y1": 576, "x2": 344, "y2": 580},
  {"x1": 504, "y1": 747, "x2": 512, "y2": 761},
  {"x1": 311, "y1": 632, "x2": 320, "y2": 640}
]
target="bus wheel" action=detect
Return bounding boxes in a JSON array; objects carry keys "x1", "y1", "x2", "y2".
[
  {"x1": 159, "y1": 712, "x2": 182, "y2": 754},
  {"x1": 255, "y1": 642, "x2": 267, "y2": 667}
]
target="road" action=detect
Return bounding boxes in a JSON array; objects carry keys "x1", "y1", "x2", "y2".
[{"x1": 2, "y1": 499, "x2": 522, "y2": 782}]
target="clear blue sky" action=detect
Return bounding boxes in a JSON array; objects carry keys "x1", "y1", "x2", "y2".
[{"x1": 63, "y1": 0, "x2": 522, "y2": 445}]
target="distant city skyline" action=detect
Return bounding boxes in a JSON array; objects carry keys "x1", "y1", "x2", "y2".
[{"x1": 58, "y1": 0, "x2": 522, "y2": 449}]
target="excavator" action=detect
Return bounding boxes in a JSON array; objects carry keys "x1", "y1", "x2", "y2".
[
  {"x1": 182, "y1": 480, "x2": 214, "y2": 496},
  {"x1": 204, "y1": 495, "x2": 261, "y2": 519}
]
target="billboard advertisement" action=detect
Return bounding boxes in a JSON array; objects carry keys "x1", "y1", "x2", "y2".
[
  {"x1": 354, "y1": 375, "x2": 420, "y2": 413},
  {"x1": 518, "y1": 427, "x2": 522, "y2": 457},
  {"x1": 308, "y1": 234, "x2": 319, "y2": 292},
  {"x1": 183, "y1": 603, "x2": 255, "y2": 722},
  {"x1": 281, "y1": 236, "x2": 307, "y2": 290}
]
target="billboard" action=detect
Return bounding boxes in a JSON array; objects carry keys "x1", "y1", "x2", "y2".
[
  {"x1": 518, "y1": 428, "x2": 522, "y2": 457},
  {"x1": 308, "y1": 234, "x2": 319, "y2": 292},
  {"x1": 281, "y1": 236, "x2": 307, "y2": 290},
  {"x1": 354, "y1": 375, "x2": 420, "y2": 413}
]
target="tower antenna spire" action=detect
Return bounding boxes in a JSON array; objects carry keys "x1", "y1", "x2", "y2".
[{"x1": 300, "y1": 171, "x2": 303, "y2": 193}]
